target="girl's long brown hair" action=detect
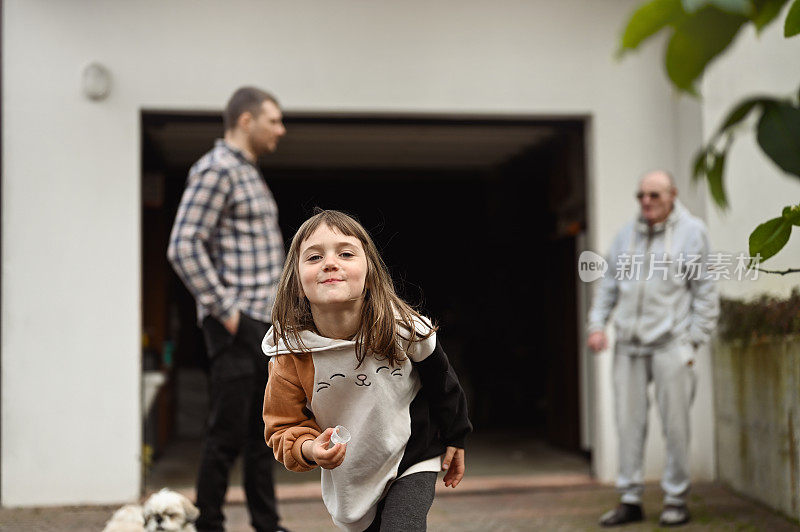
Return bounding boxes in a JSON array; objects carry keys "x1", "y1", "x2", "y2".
[{"x1": 271, "y1": 209, "x2": 436, "y2": 366}]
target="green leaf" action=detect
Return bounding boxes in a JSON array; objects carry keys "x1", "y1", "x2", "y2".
[
  {"x1": 666, "y1": 8, "x2": 748, "y2": 93},
  {"x1": 751, "y1": 0, "x2": 790, "y2": 32},
  {"x1": 713, "y1": 0, "x2": 754, "y2": 13},
  {"x1": 756, "y1": 102, "x2": 800, "y2": 177},
  {"x1": 619, "y1": 0, "x2": 685, "y2": 55},
  {"x1": 683, "y1": 0, "x2": 753, "y2": 13},
  {"x1": 707, "y1": 151, "x2": 729, "y2": 208},
  {"x1": 682, "y1": 0, "x2": 707, "y2": 12},
  {"x1": 782, "y1": 204, "x2": 800, "y2": 225},
  {"x1": 749, "y1": 216, "x2": 793, "y2": 262},
  {"x1": 692, "y1": 148, "x2": 711, "y2": 180},
  {"x1": 717, "y1": 96, "x2": 771, "y2": 134},
  {"x1": 683, "y1": 0, "x2": 709, "y2": 11},
  {"x1": 786, "y1": 0, "x2": 800, "y2": 36}
]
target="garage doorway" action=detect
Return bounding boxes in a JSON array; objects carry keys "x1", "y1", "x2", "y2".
[{"x1": 140, "y1": 111, "x2": 590, "y2": 488}]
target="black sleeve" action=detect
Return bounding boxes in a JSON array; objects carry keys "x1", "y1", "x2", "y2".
[{"x1": 412, "y1": 337, "x2": 472, "y2": 448}]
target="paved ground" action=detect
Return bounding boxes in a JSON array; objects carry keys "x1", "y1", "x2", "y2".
[
  {"x1": 3, "y1": 435, "x2": 797, "y2": 530},
  {"x1": 1, "y1": 481, "x2": 797, "y2": 531}
]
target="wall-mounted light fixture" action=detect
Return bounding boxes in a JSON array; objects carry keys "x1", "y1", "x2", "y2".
[{"x1": 81, "y1": 62, "x2": 112, "y2": 101}]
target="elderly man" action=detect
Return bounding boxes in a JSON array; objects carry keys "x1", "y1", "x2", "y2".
[
  {"x1": 587, "y1": 170, "x2": 719, "y2": 527},
  {"x1": 168, "y1": 87, "x2": 288, "y2": 532}
]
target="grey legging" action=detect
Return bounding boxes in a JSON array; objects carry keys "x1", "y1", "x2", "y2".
[{"x1": 364, "y1": 471, "x2": 437, "y2": 531}]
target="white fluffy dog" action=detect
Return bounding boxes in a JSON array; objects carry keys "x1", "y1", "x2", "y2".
[
  {"x1": 103, "y1": 489, "x2": 199, "y2": 532},
  {"x1": 102, "y1": 504, "x2": 145, "y2": 532},
  {"x1": 143, "y1": 488, "x2": 199, "y2": 532}
]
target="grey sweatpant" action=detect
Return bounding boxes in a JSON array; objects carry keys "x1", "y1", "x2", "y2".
[{"x1": 613, "y1": 339, "x2": 697, "y2": 506}]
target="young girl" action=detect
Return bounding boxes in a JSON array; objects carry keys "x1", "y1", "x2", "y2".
[{"x1": 262, "y1": 209, "x2": 471, "y2": 531}]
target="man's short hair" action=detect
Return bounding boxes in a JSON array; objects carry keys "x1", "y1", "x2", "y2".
[{"x1": 223, "y1": 87, "x2": 279, "y2": 131}]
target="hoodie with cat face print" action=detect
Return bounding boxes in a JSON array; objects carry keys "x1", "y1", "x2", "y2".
[{"x1": 261, "y1": 319, "x2": 471, "y2": 531}]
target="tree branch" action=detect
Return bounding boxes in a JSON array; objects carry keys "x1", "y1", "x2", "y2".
[{"x1": 755, "y1": 267, "x2": 800, "y2": 275}]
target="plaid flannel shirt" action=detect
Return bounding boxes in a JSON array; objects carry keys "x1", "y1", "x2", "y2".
[{"x1": 168, "y1": 139, "x2": 285, "y2": 325}]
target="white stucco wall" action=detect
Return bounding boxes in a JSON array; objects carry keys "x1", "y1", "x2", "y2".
[
  {"x1": 2, "y1": 0, "x2": 715, "y2": 505},
  {"x1": 701, "y1": 8, "x2": 800, "y2": 300}
]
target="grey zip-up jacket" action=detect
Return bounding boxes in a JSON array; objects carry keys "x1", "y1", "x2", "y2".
[{"x1": 587, "y1": 200, "x2": 719, "y2": 349}]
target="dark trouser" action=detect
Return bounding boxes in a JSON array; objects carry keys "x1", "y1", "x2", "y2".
[
  {"x1": 364, "y1": 471, "x2": 437, "y2": 532},
  {"x1": 196, "y1": 314, "x2": 279, "y2": 532}
]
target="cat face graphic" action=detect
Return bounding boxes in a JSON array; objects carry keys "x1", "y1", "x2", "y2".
[{"x1": 316, "y1": 365, "x2": 403, "y2": 393}]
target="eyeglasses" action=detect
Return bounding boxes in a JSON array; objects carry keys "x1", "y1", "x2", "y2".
[{"x1": 636, "y1": 191, "x2": 661, "y2": 201}]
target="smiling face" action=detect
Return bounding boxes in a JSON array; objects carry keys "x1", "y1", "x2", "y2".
[{"x1": 298, "y1": 224, "x2": 368, "y2": 311}]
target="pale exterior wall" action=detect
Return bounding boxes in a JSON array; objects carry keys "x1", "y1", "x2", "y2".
[
  {"x1": 2, "y1": 0, "x2": 713, "y2": 505},
  {"x1": 713, "y1": 337, "x2": 800, "y2": 522},
  {"x1": 701, "y1": 8, "x2": 800, "y2": 300}
]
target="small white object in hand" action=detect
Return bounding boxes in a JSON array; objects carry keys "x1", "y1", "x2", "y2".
[{"x1": 329, "y1": 425, "x2": 351, "y2": 448}]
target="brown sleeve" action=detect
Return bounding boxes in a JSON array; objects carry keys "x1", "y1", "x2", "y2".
[{"x1": 263, "y1": 353, "x2": 321, "y2": 472}]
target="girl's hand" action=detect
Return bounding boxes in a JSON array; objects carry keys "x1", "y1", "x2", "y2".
[
  {"x1": 442, "y1": 446, "x2": 465, "y2": 488},
  {"x1": 305, "y1": 427, "x2": 347, "y2": 469}
]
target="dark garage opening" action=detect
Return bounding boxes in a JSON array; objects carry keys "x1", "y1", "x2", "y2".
[{"x1": 140, "y1": 111, "x2": 589, "y2": 488}]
